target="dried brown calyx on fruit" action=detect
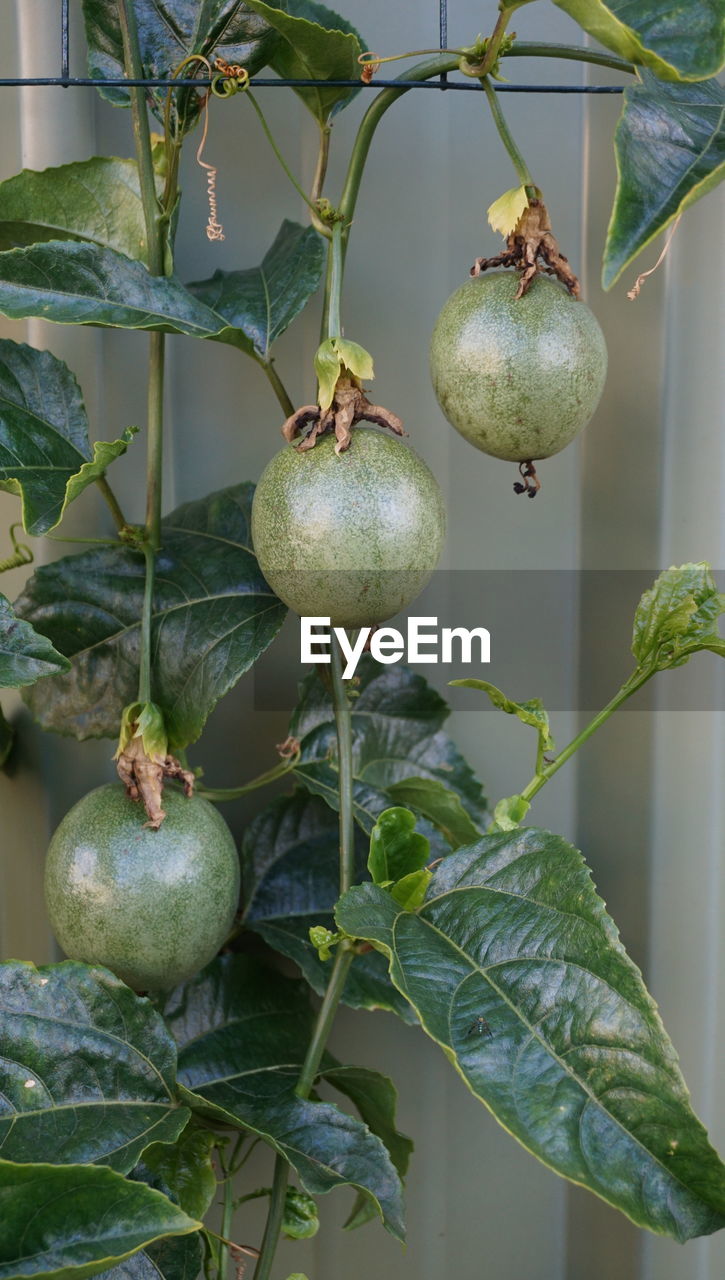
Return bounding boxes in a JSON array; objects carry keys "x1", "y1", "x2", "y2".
[
  {"x1": 114, "y1": 701, "x2": 194, "y2": 829},
  {"x1": 472, "y1": 198, "x2": 580, "y2": 299},
  {"x1": 282, "y1": 376, "x2": 404, "y2": 454}
]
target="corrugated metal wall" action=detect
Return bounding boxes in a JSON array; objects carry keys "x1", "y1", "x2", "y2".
[{"x1": 0, "y1": 3, "x2": 722, "y2": 1277}]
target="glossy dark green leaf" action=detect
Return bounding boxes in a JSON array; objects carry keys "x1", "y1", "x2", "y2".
[
  {"x1": 160, "y1": 955, "x2": 405, "y2": 1240},
  {"x1": 632, "y1": 562, "x2": 725, "y2": 670},
  {"x1": 368, "y1": 807, "x2": 429, "y2": 886},
  {"x1": 17, "y1": 483, "x2": 286, "y2": 747},
  {"x1": 552, "y1": 0, "x2": 724, "y2": 81},
  {"x1": 0, "y1": 595, "x2": 70, "y2": 689},
  {"x1": 96, "y1": 1161, "x2": 204, "y2": 1280},
  {"x1": 322, "y1": 1064, "x2": 413, "y2": 1231},
  {"x1": 337, "y1": 828, "x2": 725, "y2": 1241},
  {"x1": 242, "y1": 790, "x2": 417, "y2": 1023},
  {"x1": 81, "y1": 0, "x2": 277, "y2": 131},
  {"x1": 245, "y1": 0, "x2": 364, "y2": 121},
  {"x1": 188, "y1": 221, "x2": 324, "y2": 361},
  {"x1": 0, "y1": 1159, "x2": 200, "y2": 1280},
  {"x1": 0, "y1": 242, "x2": 230, "y2": 337},
  {"x1": 0, "y1": 157, "x2": 157, "y2": 262},
  {"x1": 0, "y1": 340, "x2": 134, "y2": 535},
  {"x1": 0, "y1": 960, "x2": 190, "y2": 1172},
  {"x1": 142, "y1": 1126, "x2": 217, "y2": 1221},
  {"x1": 386, "y1": 777, "x2": 482, "y2": 849},
  {"x1": 604, "y1": 74, "x2": 725, "y2": 288},
  {"x1": 290, "y1": 657, "x2": 487, "y2": 851}
]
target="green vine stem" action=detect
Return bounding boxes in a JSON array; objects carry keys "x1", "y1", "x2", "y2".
[
  {"x1": 257, "y1": 357, "x2": 296, "y2": 418},
  {"x1": 117, "y1": 0, "x2": 180, "y2": 709},
  {"x1": 517, "y1": 670, "x2": 651, "y2": 806},
  {"x1": 338, "y1": 44, "x2": 635, "y2": 237},
  {"x1": 480, "y1": 76, "x2": 536, "y2": 196},
  {"x1": 253, "y1": 636, "x2": 356, "y2": 1279},
  {"x1": 245, "y1": 90, "x2": 323, "y2": 220},
  {"x1": 95, "y1": 475, "x2": 128, "y2": 531},
  {"x1": 198, "y1": 752, "x2": 300, "y2": 802}
]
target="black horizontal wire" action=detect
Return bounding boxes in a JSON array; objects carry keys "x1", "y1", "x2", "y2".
[{"x1": 0, "y1": 76, "x2": 625, "y2": 93}]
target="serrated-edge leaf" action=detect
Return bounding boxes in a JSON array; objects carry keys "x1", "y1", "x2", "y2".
[
  {"x1": 336, "y1": 832, "x2": 725, "y2": 1242},
  {"x1": 487, "y1": 185, "x2": 529, "y2": 237},
  {"x1": 451, "y1": 678, "x2": 554, "y2": 751}
]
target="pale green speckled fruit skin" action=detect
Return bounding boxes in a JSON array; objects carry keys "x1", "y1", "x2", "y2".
[
  {"x1": 430, "y1": 272, "x2": 607, "y2": 461},
  {"x1": 45, "y1": 784, "x2": 240, "y2": 992},
  {"x1": 251, "y1": 429, "x2": 446, "y2": 627}
]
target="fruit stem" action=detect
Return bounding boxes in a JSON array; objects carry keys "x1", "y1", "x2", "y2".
[
  {"x1": 480, "y1": 75, "x2": 535, "y2": 193},
  {"x1": 252, "y1": 635, "x2": 355, "y2": 1280},
  {"x1": 337, "y1": 42, "x2": 634, "y2": 248},
  {"x1": 198, "y1": 751, "x2": 300, "y2": 802},
  {"x1": 326, "y1": 220, "x2": 344, "y2": 340},
  {"x1": 118, "y1": 0, "x2": 180, "y2": 708},
  {"x1": 517, "y1": 668, "x2": 652, "y2": 806}
]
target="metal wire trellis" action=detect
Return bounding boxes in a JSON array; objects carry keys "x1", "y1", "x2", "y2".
[{"x1": 1, "y1": 0, "x2": 625, "y2": 94}]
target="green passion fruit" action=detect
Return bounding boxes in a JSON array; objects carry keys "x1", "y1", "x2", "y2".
[
  {"x1": 45, "y1": 784, "x2": 240, "y2": 992},
  {"x1": 251, "y1": 429, "x2": 446, "y2": 627},
  {"x1": 429, "y1": 271, "x2": 607, "y2": 465}
]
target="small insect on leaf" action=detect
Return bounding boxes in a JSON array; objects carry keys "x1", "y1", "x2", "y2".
[
  {"x1": 487, "y1": 185, "x2": 529, "y2": 237},
  {"x1": 467, "y1": 1016, "x2": 493, "y2": 1038}
]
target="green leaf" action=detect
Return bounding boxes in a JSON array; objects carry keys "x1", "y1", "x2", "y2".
[
  {"x1": 0, "y1": 157, "x2": 159, "y2": 263},
  {"x1": 368, "y1": 807, "x2": 429, "y2": 886},
  {"x1": 160, "y1": 956, "x2": 406, "y2": 1241},
  {"x1": 142, "y1": 1126, "x2": 217, "y2": 1222},
  {"x1": 290, "y1": 656, "x2": 488, "y2": 855},
  {"x1": 386, "y1": 777, "x2": 483, "y2": 849},
  {"x1": 604, "y1": 73, "x2": 725, "y2": 289},
  {"x1": 0, "y1": 595, "x2": 70, "y2": 689},
  {"x1": 551, "y1": 0, "x2": 724, "y2": 81},
  {"x1": 390, "y1": 867, "x2": 432, "y2": 911},
  {"x1": 0, "y1": 960, "x2": 190, "y2": 1172},
  {"x1": 451, "y1": 678, "x2": 554, "y2": 752},
  {"x1": 16, "y1": 483, "x2": 286, "y2": 748},
  {"x1": 245, "y1": 0, "x2": 365, "y2": 122},
  {"x1": 322, "y1": 1064, "x2": 413, "y2": 1232},
  {"x1": 0, "y1": 1159, "x2": 200, "y2": 1280},
  {"x1": 0, "y1": 243, "x2": 230, "y2": 337},
  {"x1": 188, "y1": 221, "x2": 324, "y2": 362},
  {"x1": 491, "y1": 794, "x2": 531, "y2": 832},
  {"x1": 487, "y1": 185, "x2": 529, "y2": 236},
  {"x1": 242, "y1": 790, "x2": 417, "y2": 1022},
  {"x1": 336, "y1": 829, "x2": 725, "y2": 1241},
  {"x1": 334, "y1": 338, "x2": 374, "y2": 382},
  {"x1": 314, "y1": 338, "x2": 342, "y2": 411},
  {"x1": 97, "y1": 1161, "x2": 204, "y2": 1280},
  {"x1": 631, "y1": 563, "x2": 725, "y2": 671},
  {"x1": 81, "y1": 0, "x2": 277, "y2": 132},
  {"x1": 0, "y1": 340, "x2": 134, "y2": 535},
  {"x1": 282, "y1": 1187, "x2": 319, "y2": 1239}
]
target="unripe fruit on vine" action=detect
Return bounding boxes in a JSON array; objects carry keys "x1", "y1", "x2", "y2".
[
  {"x1": 45, "y1": 784, "x2": 240, "y2": 992},
  {"x1": 251, "y1": 429, "x2": 446, "y2": 627},
  {"x1": 429, "y1": 272, "x2": 607, "y2": 462}
]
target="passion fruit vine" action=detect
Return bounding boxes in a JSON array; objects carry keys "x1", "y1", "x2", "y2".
[
  {"x1": 45, "y1": 784, "x2": 240, "y2": 992},
  {"x1": 252, "y1": 428, "x2": 446, "y2": 628}
]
